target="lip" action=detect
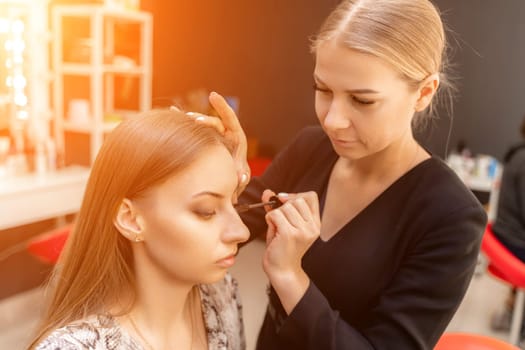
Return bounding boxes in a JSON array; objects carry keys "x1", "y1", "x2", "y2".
[
  {"x1": 216, "y1": 253, "x2": 237, "y2": 268},
  {"x1": 332, "y1": 138, "x2": 358, "y2": 147}
]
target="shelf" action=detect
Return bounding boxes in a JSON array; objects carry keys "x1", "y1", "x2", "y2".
[
  {"x1": 0, "y1": 166, "x2": 91, "y2": 230},
  {"x1": 53, "y1": 4, "x2": 151, "y2": 23},
  {"x1": 61, "y1": 63, "x2": 146, "y2": 76},
  {"x1": 63, "y1": 120, "x2": 121, "y2": 133},
  {"x1": 53, "y1": 4, "x2": 152, "y2": 164}
]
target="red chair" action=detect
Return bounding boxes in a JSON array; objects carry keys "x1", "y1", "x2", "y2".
[
  {"x1": 248, "y1": 157, "x2": 272, "y2": 177},
  {"x1": 26, "y1": 224, "x2": 72, "y2": 264},
  {"x1": 435, "y1": 332, "x2": 520, "y2": 350},
  {"x1": 482, "y1": 224, "x2": 525, "y2": 345}
]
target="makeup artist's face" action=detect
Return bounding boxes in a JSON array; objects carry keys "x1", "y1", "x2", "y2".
[
  {"x1": 314, "y1": 40, "x2": 420, "y2": 160},
  {"x1": 133, "y1": 145, "x2": 249, "y2": 285}
]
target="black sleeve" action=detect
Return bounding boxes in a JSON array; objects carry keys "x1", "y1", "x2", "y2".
[{"x1": 275, "y1": 204, "x2": 486, "y2": 350}]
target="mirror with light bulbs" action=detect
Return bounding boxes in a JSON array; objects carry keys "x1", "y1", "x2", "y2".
[{"x1": 0, "y1": 0, "x2": 52, "y2": 178}]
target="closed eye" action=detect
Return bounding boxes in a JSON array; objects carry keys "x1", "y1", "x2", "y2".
[
  {"x1": 194, "y1": 210, "x2": 216, "y2": 220},
  {"x1": 313, "y1": 84, "x2": 331, "y2": 94},
  {"x1": 352, "y1": 96, "x2": 375, "y2": 105}
]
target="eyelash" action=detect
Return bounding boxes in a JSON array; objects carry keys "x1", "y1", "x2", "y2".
[
  {"x1": 195, "y1": 210, "x2": 216, "y2": 220},
  {"x1": 313, "y1": 84, "x2": 375, "y2": 106}
]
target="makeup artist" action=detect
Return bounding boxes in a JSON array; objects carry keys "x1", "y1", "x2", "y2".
[{"x1": 197, "y1": 0, "x2": 487, "y2": 349}]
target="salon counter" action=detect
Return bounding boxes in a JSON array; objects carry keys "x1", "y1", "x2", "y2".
[{"x1": 0, "y1": 166, "x2": 90, "y2": 230}]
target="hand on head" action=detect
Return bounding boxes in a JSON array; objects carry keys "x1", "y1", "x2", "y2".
[{"x1": 183, "y1": 92, "x2": 250, "y2": 197}]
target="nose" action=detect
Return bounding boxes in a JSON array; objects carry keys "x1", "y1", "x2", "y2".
[
  {"x1": 222, "y1": 211, "x2": 250, "y2": 244},
  {"x1": 322, "y1": 98, "x2": 352, "y2": 131}
]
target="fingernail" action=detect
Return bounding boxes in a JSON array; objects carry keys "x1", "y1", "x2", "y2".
[
  {"x1": 277, "y1": 192, "x2": 289, "y2": 198},
  {"x1": 195, "y1": 116, "x2": 205, "y2": 121},
  {"x1": 241, "y1": 173, "x2": 248, "y2": 183}
]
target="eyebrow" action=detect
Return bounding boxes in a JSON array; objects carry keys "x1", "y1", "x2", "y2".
[
  {"x1": 192, "y1": 191, "x2": 224, "y2": 199},
  {"x1": 313, "y1": 75, "x2": 380, "y2": 94}
]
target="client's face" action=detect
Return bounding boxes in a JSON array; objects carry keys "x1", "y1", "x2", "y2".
[{"x1": 133, "y1": 145, "x2": 249, "y2": 285}]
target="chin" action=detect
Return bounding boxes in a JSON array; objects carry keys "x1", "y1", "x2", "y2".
[
  {"x1": 199, "y1": 269, "x2": 229, "y2": 285},
  {"x1": 332, "y1": 145, "x2": 364, "y2": 159}
]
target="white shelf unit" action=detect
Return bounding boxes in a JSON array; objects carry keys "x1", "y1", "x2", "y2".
[{"x1": 52, "y1": 5, "x2": 152, "y2": 165}]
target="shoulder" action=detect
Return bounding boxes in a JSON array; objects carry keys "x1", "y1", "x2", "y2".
[
  {"x1": 504, "y1": 142, "x2": 525, "y2": 163},
  {"x1": 406, "y1": 156, "x2": 487, "y2": 238},
  {"x1": 505, "y1": 145, "x2": 525, "y2": 169},
  {"x1": 412, "y1": 156, "x2": 481, "y2": 207},
  {"x1": 35, "y1": 315, "x2": 138, "y2": 350}
]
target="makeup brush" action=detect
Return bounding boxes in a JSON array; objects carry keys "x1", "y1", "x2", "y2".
[{"x1": 234, "y1": 195, "x2": 283, "y2": 213}]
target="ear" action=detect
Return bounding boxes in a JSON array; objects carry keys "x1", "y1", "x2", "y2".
[
  {"x1": 114, "y1": 198, "x2": 145, "y2": 242},
  {"x1": 415, "y1": 73, "x2": 440, "y2": 112}
]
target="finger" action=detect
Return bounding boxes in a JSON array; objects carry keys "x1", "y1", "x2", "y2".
[
  {"x1": 208, "y1": 92, "x2": 249, "y2": 189},
  {"x1": 277, "y1": 201, "x2": 305, "y2": 229},
  {"x1": 209, "y1": 92, "x2": 242, "y2": 131},
  {"x1": 265, "y1": 215, "x2": 277, "y2": 245},
  {"x1": 240, "y1": 170, "x2": 250, "y2": 185},
  {"x1": 288, "y1": 197, "x2": 314, "y2": 223},
  {"x1": 266, "y1": 208, "x2": 294, "y2": 236},
  {"x1": 186, "y1": 112, "x2": 226, "y2": 133},
  {"x1": 274, "y1": 192, "x2": 295, "y2": 203},
  {"x1": 262, "y1": 189, "x2": 276, "y2": 202},
  {"x1": 234, "y1": 170, "x2": 251, "y2": 198},
  {"x1": 300, "y1": 191, "x2": 320, "y2": 221},
  {"x1": 262, "y1": 189, "x2": 277, "y2": 212}
]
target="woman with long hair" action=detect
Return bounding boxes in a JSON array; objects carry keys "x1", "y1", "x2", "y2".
[{"x1": 29, "y1": 94, "x2": 250, "y2": 349}]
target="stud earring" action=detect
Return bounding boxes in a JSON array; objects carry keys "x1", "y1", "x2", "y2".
[{"x1": 134, "y1": 234, "x2": 144, "y2": 242}]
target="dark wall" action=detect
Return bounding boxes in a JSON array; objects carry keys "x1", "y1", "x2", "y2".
[
  {"x1": 142, "y1": 0, "x2": 337, "y2": 156},
  {"x1": 143, "y1": 1, "x2": 525, "y2": 160},
  {"x1": 422, "y1": 0, "x2": 525, "y2": 159}
]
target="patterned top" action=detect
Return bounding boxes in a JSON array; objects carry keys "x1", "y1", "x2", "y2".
[{"x1": 35, "y1": 274, "x2": 245, "y2": 350}]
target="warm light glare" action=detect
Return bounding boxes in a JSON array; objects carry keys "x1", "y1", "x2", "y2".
[
  {"x1": 14, "y1": 93, "x2": 27, "y2": 106},
  {"x1": 16, "y1": 110, "x2": 28, "y2": 120},
  {"x1": 12, "y1": 19, "x2": 23, "y2": 34},
  {"x1": 0, "y1": 19, "x2": 8, "y2": 33},
  {"x1": 13, "y1": 75, "x2": 26, "y2": 88},
  {"x1": 12, "y1": 39, "x2": 24, "y2": 52},
  {"x1": 1, "y1": 7, "x2": 30, "y2": 131}
]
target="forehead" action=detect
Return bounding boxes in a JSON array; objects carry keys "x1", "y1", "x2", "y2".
[
  {"x1": 156, "y1": 145, "x2": 237, "y2": 196},
  {"x1": 314, "y1": 41, "x2": 404, "y2": 90}
]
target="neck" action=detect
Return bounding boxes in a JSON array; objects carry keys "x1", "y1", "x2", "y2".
[
  {"x1": 128, "y1": 288, "x2": 196, "y2": 350},
  {"x1": 115, "y1": 250, "x2": 204, "y2": 349}
]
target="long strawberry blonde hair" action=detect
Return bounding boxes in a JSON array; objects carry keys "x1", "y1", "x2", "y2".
[{"x1": 28, "y1": 109, "x2": 228, "y2": 348}]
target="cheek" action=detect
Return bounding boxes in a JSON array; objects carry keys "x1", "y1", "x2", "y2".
[
  {"x1": 315, "y1": 94, "x2": 330, "y2": 121},
  {"x1": 143, "y1": 216, "x2": 217, "y2": 278},
  {"x1": 147, "y1": 214, "x2": 208, "y2": 250},
  {"x1": 143, "y1": 209, "x2": 207, "y2": 253},
  {"x1": 366, "y1": 105, "x2": 413, "y2": 147}
]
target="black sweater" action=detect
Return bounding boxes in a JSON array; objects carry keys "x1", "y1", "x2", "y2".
[
  {"x1": 239, "y1": 126, "x2": 487, "y2": 350},
  {"x1": 493, "y1": 143, "x2": 525, "y2": 249}
]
